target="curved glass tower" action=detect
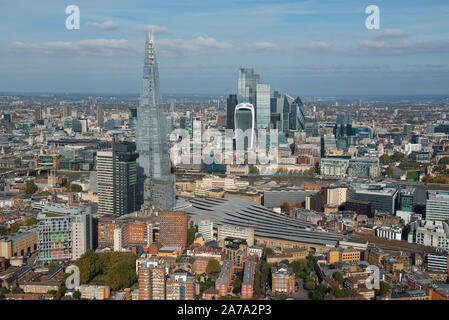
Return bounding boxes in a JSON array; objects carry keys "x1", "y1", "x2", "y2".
[
  {"x1": 234, "y1": 103, "x2": 255, "y2": 150},
  {"x1": 136, "y1": 32, "x2": 175, "y2": 210}
]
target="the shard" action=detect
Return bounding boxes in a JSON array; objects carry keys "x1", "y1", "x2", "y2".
[{"x1": 136, "y1": 32, "x2": 175, "y2": 211}]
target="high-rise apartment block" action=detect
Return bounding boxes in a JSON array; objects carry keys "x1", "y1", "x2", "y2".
[
  {"x1": 97, "y1": 141, "x2": 138, "y2": 216},
  {"x1": 37, "y1": 204, "x2": 92, "y2": 262},
  {"x1": 137, "y1": 257, "x2": 167, "y2": 300}
]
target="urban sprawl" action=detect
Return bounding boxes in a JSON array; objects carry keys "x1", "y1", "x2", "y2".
[{"x1": 1, "y1": 34, "x2": 449, "y2": 301}]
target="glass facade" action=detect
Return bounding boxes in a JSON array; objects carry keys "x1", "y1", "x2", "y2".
[
  {"x1": 136, "y1": 32, "x2": 175, "y2": 210},
  {"x1": 237, "y1": 68, "x2": 259, "y2": 106},
  {"x1": 256, "y1": 83, "x2": 270, "y2": 129}
]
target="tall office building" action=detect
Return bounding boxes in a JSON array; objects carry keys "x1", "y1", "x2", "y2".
[
  {"x1": 136, "y1": 32, "x2": 175, "y2": 211},
  {"x1": 63, "y1": 105, "x2": 72, "y2": 119},
  {"x1": 237, "y1": 68, "x2": 259, "y2": 106},
  {"x1": 234, "y1": 103, "x2": 255, "y2": 150},
  {"x1": 289, "y1": 97, "x2": 306, "y2": 131},
  {"x1": 256, "y1": 83, "x2": 271, "y2": 129},
  {"x1": 226, "y1": 94, "x2": 238, "y2": 130},
  {"x1": 180, "y1": 116, "x2": 193, "y2": 137},
  {"x1": 159, "y1": 211, "x2": 188, "y2": 247},
  {"x1": 97, "y1": 141, "x2": 138, "y2": 216},
  {"x1": 426, "y1": 190, "x2": 449, "y2": 221},
  {"x1": 87, "y1": 98, "x2": 95, "y2": 117},
  {"x1": 96, "y1": 105, "x2": 104, "y2": 128},
  {"x1": 128, "y1": 107, "x2": 137, "y2": 130}
]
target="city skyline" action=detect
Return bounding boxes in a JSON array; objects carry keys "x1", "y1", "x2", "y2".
[{"x1": 0, "y1": 0, "x2": 449, "y2": 95}]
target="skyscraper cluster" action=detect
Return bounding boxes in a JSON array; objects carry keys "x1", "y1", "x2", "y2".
[{"x1": 229, "y1": 67, "x2": 305, "y2": 137}]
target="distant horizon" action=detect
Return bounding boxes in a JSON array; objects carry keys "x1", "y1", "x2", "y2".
[{"x1": 1, "y1": 91, "x2": 448, "y2": 99}]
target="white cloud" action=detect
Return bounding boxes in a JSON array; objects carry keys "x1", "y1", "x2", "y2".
[
  {"x1": 0, "y1": 37, "x2": 281, "y2": 58},
  {"x1": 372, "y1": 28, "x2": 410, "y2": 41},
  {"x1": 86, "y1": 21, "x2": 172, "y2": 35},
  {"x1": 129, "y1": 24, "x2": 172, "y2": 35},
  {"x1": 85, "y1": 21, "x2": 122, "y2": 33},
  {"x1": 357, "y1": 39, "x2": 449, "y2": 55}
]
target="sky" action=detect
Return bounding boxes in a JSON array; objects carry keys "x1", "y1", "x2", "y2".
[{"x1": 0, "y1": 0, "x2": 449, "y2": 96}]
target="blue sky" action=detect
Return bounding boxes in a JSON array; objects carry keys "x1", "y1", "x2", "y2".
[{"x1": 0, "y1": 0, "x2": 448, "y2": 95}]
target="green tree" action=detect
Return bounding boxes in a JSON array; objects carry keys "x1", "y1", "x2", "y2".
[
  {"x1": 379, "y1": 154, "x2": 391, "y2": 165},
  {"x1": 280, "y1": 203, "x2": 290, "y2": 212},
  {"x1": 48, "y1": 261, "x2": 58, "y2": 271},
  {"x1": 391, "y1": 152, "x2": 406, "y2": 162},
  {"x1": 439, "y1": 157, "x2": 449, "y2": 165},
  {"x1": 232, "y1": 277, "x2": 242, "y2": 294},
  {"x1": 25, "y1": 181, "x2": 38, "y2": 194},
  {"x1": 249, "y1": 166, "x2": 260, "y2": 174},
  {"x1": 232, "y1": 277, "x2": 242, "y2": 292},
  {"x1": 0, "y1": 287, "x2": 9, "y2": 295},
  {"x1": 375, "y1": 281, "x2": 390, "y2": 296},
  {"x1": 72, "y1": 290, "x2": 81, "y2": 299},
  {"x1": 316, "y1": 283, "x2": 327, "y2": 294},
  {"x1": 273, "y1": 292, "x2": 287, "y2": 300},
  {"x1": 75, "y1": 249, "x2": 101, "y2": 283},
  {"x1": 332, "y1": 272, "x2": 344, "y2": 285},
  {"x1": 0, "y1": 227, "x2": 8, "y2": 236},
  {"x1": 187, "y1": 225, "x2": 198, "y2": 246},
  {"x1": 312, "y1": 290, "x2": 324, "y2": 300},
  {"x1": 9, "y1": 223, "x2": 21, "y2": 234},
  {"x1": 105, "y1": 261, "x2": 136, "y2": 291},
  {"x1": 305, "y1": 279, "x2": 316, "y2": 291},
  {"x1": 206, "y1": 259, "x2": 220, "y2": 274},
  {"x1": 331, "y1": 286, "x2": 351, "y2": 298},
  {"x1": 70, "y1": 184, "x2": 82, "y2": 192},
  {"x1": 385, "y1": 165, "x2": 394, "y2": 177},
  {"x1": 26, "y1": 216, "x2": 38, "y2": 226}
]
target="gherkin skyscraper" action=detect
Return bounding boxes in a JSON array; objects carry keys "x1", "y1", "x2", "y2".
[{"x1": 136, "y1": 32, "x2": 175, "y2": 210}]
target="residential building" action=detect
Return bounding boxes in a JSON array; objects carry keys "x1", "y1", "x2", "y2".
[
  {"x1": 241, "y1": 260, "x2": 256, "y2": 299},
  {"x1": 159, "y1": 211, "x2": 188, "y2": 247},
  {"x1": 96, "y1": 141, "x2": 138, "y2": 216},
  {"x1": 215, "y1": 260, "x2": 234, "y2": 296},
  {"x1": 79, "y1": 285, "x2": 110, "y2": 300}
]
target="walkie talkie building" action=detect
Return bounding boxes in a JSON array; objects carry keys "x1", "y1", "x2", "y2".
[{"x1": 136, "y1": 32, "x2": 175, "y2": 211}]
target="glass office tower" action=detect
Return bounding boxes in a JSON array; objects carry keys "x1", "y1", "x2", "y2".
[
  {"x1": 256, "y1": 83, "x2": 271, "y2": 129},
  {"x1": 237, "y1": 68, "x2": 259, "y2": 106},
  {"x1": 136, "y1": 32, "x2": 175, "y2": 211},
  {"x1": 234, "y1": 103, "x2": 255, "y2": 150}
]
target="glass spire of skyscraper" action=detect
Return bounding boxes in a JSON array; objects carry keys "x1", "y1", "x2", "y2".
[{"x1": 136, "y1": 32, "x2": 175, "y2": 211}]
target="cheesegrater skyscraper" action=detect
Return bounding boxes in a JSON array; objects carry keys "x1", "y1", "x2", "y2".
[{"x1": 136, "y1": 32, "x2": 175, "y2": 211}]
